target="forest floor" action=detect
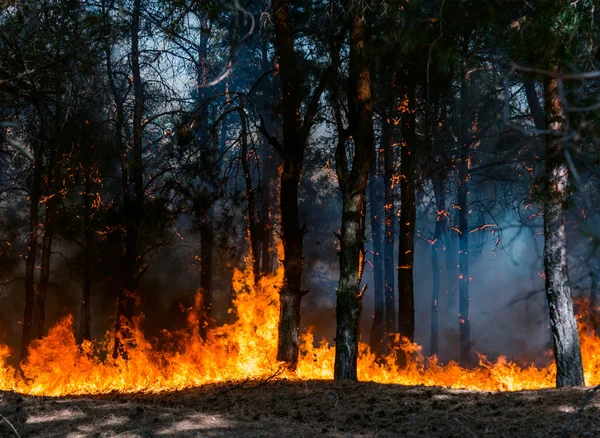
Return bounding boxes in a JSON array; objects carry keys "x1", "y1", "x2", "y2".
[{"x1": 1, "y1": 379, "x2": 599, "y2": 437}]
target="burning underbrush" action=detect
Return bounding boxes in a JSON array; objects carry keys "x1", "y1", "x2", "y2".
[{"x1": 0, "y1": 253, "x2": 599, "y2": 397}]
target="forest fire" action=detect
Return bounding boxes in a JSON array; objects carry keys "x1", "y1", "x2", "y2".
[{"x1": 0, "y1": 252, "x2": 598, "y2": 397}]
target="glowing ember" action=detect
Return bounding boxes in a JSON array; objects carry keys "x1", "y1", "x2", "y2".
[{"x1": 0, "y1": 251, "x2": 599, "y2": 396}]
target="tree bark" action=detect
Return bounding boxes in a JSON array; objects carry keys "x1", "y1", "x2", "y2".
[
  {"x1": 113, "y1": 0, "x2": 144, "y2": 359},
  {"x1": 542, "y1": 74, "x2": 584, "y2": 387},
  {"x1": 35, "y1": 148, "x2": 56, "y2": 339},
  {"x1": 383, "y1": 107, "x2": 396, "y2": 340},
  {"x1": 457, "y1": 58, "x2": 471, "y2": 363},
  {"x1": 430, "y1": 179, "x2": 445, "y2": 356},
  {"x1": 268, "y1": 0, "x2": 326, "y2": 367},
  {"x1": 333, "y1": 2, "x2": 374, "y2": 380},
  {"x1": 397, "y1": 72, "x2": 416, "y2": 343},
  {"x1": 21, "y1": 148, "x2": 43, "y2": 360},
  {"x1": 591, "y1": 265, "x2": 598, "y2": 332},
  {"x1": 196, "y1": 14, "x2": 215, "y2": 335},
  {"x1": 368, "y1": 136, "x2": 385, "y2": 351},
  {"x1": 79, "y1": 157, "x2": 93, "y2": 343},
  {"x1": 523, "y1": 72, "x2": 584, "y2": 386}
]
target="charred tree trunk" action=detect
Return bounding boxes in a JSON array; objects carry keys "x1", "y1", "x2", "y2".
[
  {"x1": 333, "y1": 2, "x2": 374, "y2": 380},
  {"x1": 260, "y1": 143, "x2": 275, "y2": 275},
  {"x1": 35, "y1": 149, "x2": 57, "y2": 339},
  {"x1": 21, "y1": 148, "x2": 43, "y2": 360},
  {"x1": 457, "y1": 58, "x2": 471, "y2": 363},
  {"x1": 368, "y1": 138, "x2": 385, "y2": 351},
  {"x1": 383, "y1": 106, "x2": 396, "y2": 340},
  {"x1": 444, "y1": 223, "x2": 458, "y2": 312},
  {"x1": 397, "y1": 72, "x2": 416, "y2": 343},
  {"x1": 239, "y1": 102, "x2": 261, "y2": 282},
  {"x1": 259, "y1": 30, "x2": 277, "y2": 277},
  {"x1": 197, "y1": 14, "x2": 214, "y2": 332},
  {"x1": 113, "y1": 0, "x2": 144, "y2": 359},
  {"x1": 430, "y1": 179, "x2": 445, "y2": 356},
  {"x1": 542, "y1": 74, "x2": 584, "y2": 387},
  {"x1": 277, "y1": 158, "x2": 304, "y2": 366},
  {"x1": 265, "y1": 0, "x2": 327, "y2": 368},
  {"x1": 79, "y1": 160, "x2": 93, "y2": 343},
  {"x1": 591, "y1": 266, "x2": 598, "y2": 332}
]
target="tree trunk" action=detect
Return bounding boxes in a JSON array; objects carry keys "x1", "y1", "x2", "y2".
[
  {"x1": 591, "y1": 265, "x2": 598, "y2": 332},
  {"x1": 397, "y1": 73, "x2": 416, "y2": 343},
  {"x1": 457, "y1": 58, "x2": 471, "y2": 363},
  {"x1": 239, "y1": 103, "x2": 261, "y2": 282},
  {"x1": 383, "y1": 108, "x2": 396, "y2": 340},
  {"x1": 35, "y1": 189, "x2": 56, "y2": 339},
  {"x1": 270, "y1": 0, "x2": 324, "y2": 367},
  {"x1": 523, "y1": 72, "x2": 584, "y2": 386},
  {"x1": 444, "y1": 223, "x2": 458, "y2": 312},
  {"x1": 368, "y1": 137, "x2": 385, "y2": 351},
  {"x1": 79, "y1": 161, "x2": 93, "y2": 343},
  {"x1": 430, "y1": 179, "x2": 445, "y2": 356},
  {"x1": 113, "y1": 0, "x2": 144, "y2": 359},
  {"x1": 35, "y1": 145, "x2": 57, "y2": 339},
  {"x1": 277, "y1": 158, "x2": 304, "y2": 366},
  {"x1": 333, "y1": 1, "x2": 374, "y2": 380},
  {"x1": 543, "y1": 74, "x2": 584, "y2": 387},
  {"x1": 21, "y1": 148, "x2": 43, "y2": 360}
]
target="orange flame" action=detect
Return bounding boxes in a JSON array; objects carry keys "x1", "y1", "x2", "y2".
[{"x1": 1, "y1": 248, "x2": 599, "y2": 395}]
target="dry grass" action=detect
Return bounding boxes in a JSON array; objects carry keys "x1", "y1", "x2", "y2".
[{"x1": 1, "y1": 380, "x2": 600, "y2": 437}]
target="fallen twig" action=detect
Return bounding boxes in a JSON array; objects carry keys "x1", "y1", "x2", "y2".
[{"x1": 0, "y1": 413, "x2": 20, "y2": 438}]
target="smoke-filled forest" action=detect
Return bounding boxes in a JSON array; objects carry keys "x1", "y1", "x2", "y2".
[{"x1": 1, "y1": 0, "x2": 600, "y2": 436}]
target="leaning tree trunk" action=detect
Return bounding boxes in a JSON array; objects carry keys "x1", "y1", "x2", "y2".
[
  {"x1": 542, "y1": 74, "x2": 584, "y2": 387},
  {"x1": 397, "y1": 72, "x2": 416, "y2": 343},
  {"x1": 457, "y1": 58, "x2": 471, "y2": 363},
  {"x1": 21, "y1": 148, "x2": 43, "y2": 360},
  {"x1": 333, "y1": 0, "x2": 374, "y2": 380},
  {"x1": 368, "y1": 137, "x2": 385, "y2": 351}
]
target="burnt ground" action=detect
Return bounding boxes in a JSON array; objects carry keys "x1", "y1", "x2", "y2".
[{"x1": 0, "y1": 380, "x2": 599, "y2": 437}]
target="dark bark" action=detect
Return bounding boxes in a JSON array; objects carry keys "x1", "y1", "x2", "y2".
[
  {"x1": 333, "y1": 2, "x2": 374, "y2": 380},
  {"x1": 430, "y1": 179, "x2": 445, "y2": 356},
  {"x1": 523, "y1": 72, "x2": 584, "y2": 386},
  {"x1": 542, "y1": 75, "x2": 584, "y2": 387},
  {"x1": 113, "y1": 0, "x2": 144, "y2": 359},
  {"x1": 397, "y1": 72, "x2": 416, "y2": 343},
  {"x1": 591, "y1": 266, "x2": 598, "y2": 332},
  {"x1": 79, "y1": 159, "x2": 93, "y2": 343},
  {"x1": 457, "y1": 58, "x2": 471, "y2": 363},
  {"x1": 368, "y1": 137, "x2": 385, "y2": 351},
  {"x1": 197, "y1": 15, "x2": 214, "y2": 335},
  {"x1": 35, "y1": 148, "x2": 57, "y2": 339},
  {"x1": 383, "y1": 107, "x2": 396, "y2": 339},
  {"x1": 239, "y1": 102, "x2": 261, "y2": 282},
  {"x1": 260, "y1": 141, "x2": 275, "y2": 276},
  {"x1": 266, "y1": 0, "x2": 327, "y2": 367},
  {"x1": 21, "y1": 148, "x2": 43, "y2": 360},
  {"x1": 444, "y1": 224, "x2": 458, "y2": 312}
]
